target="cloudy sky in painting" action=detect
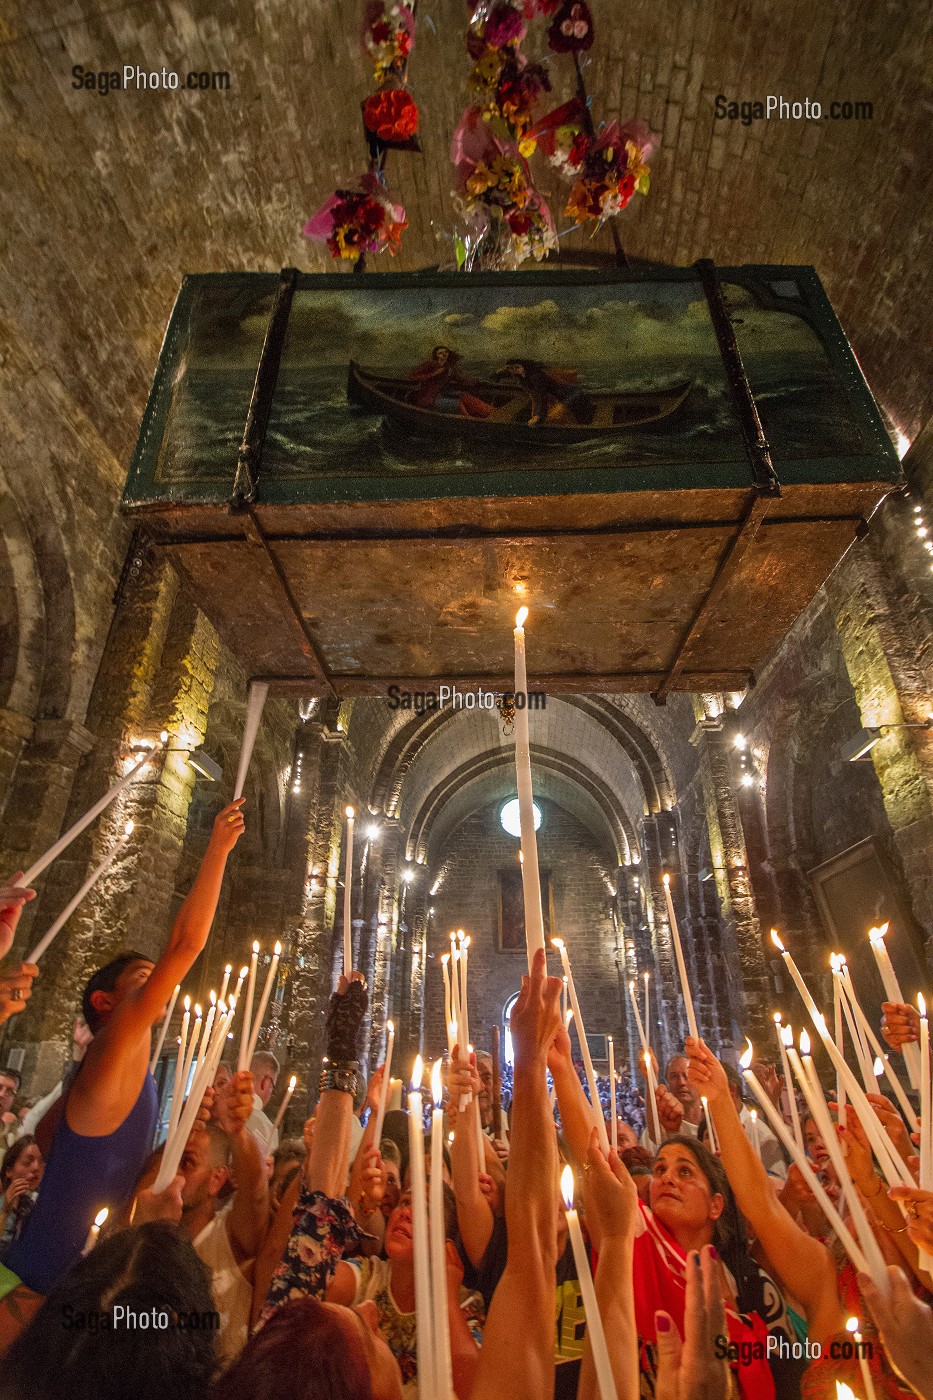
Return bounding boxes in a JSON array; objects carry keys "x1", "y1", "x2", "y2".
[{"x1": 190, "y1": 277, "x2": 828, "y2": 386}]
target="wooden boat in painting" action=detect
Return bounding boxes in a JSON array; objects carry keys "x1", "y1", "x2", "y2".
[{"x1": 347, "y1": 360, "x2": 693, "y2": 444}]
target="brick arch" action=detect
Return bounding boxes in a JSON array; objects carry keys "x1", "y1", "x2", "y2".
[{"x1": 406, "y1": 745, "x2": 638, "y2": 867}]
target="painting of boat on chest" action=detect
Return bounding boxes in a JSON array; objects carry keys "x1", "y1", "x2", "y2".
[{"x1": 122, "y1": 266, "x2": 901, "y2": 700}]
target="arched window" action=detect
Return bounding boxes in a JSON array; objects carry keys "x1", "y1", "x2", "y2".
[{"x1": 502, "y1": 992, "x2": 520, "y2": 1065}]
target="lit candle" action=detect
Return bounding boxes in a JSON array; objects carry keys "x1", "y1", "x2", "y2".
[
  {"x1": 233, "y1": 681, "x2": 269, "y2": 800},
  {"x1": 238, "y1": 941, "x2": 260, "y2": 1072},
  {"x1": 343, "y1": 807, "x2": 355, "y2": 977},
  {"x1": 608, "y1": 1036, "x2": 617, "y2": 1153},
  {"x1": 458, "y1": 933, "x2": 471, "y2": 1050},
  {"x1": 371, "y1": 1020, "x2": 394, "y2": 1148},
  {"x1": 790, "y1": 1031, "x2": 890, "y2": 1291},
  {"x1": 274, "y1": 1074, "x2": 298, "y2": 1129},
  {"x1": 561, "y1": 1166, "x2": 619, "y2": 1400},
  {"x1": 869, "y1": 924, "x2": 920, "y2": 1088},
  {"x1": 846, "y1": 1318, "x2": 877, "y2": 1400},
  {"x1": 21, "y1": 736, "x2": 166, "y2": 887},
  {"x1": 553, "y1": 939, "x2": 609, "y2": 1153},
  {"x1": 561, "y1": 975, "x2": 569, "y2": 1023},
  {"x1": 836, "y1": 1384, "x2": 856, "y2": 1400},
  {"x1": 627, "y1": 978, "x2": 660, "y2": 1144},
  {"x1": 512, "y1": 608, "x2": 545, "y2": 970},
  {"x1": 441, "y1": 954, "x2": 453, "y2": 1054},
  {"x1": 407, "y1": 1058, "x2": 436, "y2": 1398},
  {"x1": 663, "y1": 873, "x2": 698, "y2": 1040},
  {"x1": 839, "y1": 958, "x2": 876, "y2": 1088},
  {"x1": 770, "y1": 930, "x2": 821, "y2": 1024},
  {"x1": 158, "y1": 997, "x2": 237, "y2": 1188},
  {"x1": 27, "y1": 820, "x2": 135, "y2": 964},
  {"x1": 702, "y1": 1095, "x2": 719, "y2": 1154},
  {"x1": 740, "y1": 1040, "x2": 869, "y2": 1276},
  {"x1": 748, "y1": 1108, "x2": 761, "y2": 1159},
  {"x1": 449, "y1": 935, "x2": 462, "y2": 1049},
  {"x1": 82, "y1": 1206, "x2": 108, "y2": 1256},
  {"x1": 776, "y1": 1020, "x2": 804, "y2": 1152},
  {"x1": 219, "y1": 964, "x2": 232, "y2": 1005},
  {"x1": 387, "y1": 1077, "x2": 403, "y2": 1113},
  {"x1": 920, "y1": 994, "x2": 932, "y2": 1273},
  {"x1": 430, "y1": 1060, "x2": 454, "y2": 1399},
  {"x1": 840, "y1": 979, "x2": 918, "y2": 1131},
  {"x1": 165, "y1": 997, "x2": 191, "y2": 1149},
  {"x1": 246, "y1": 941, "x2": 282, "y2": 1064},
  {"x1": 643, "y1": 971, "x2": 650, "y2": 1038},
  {"x1": 150, "y1": 982, "x2": 181, "y2": 1073}
]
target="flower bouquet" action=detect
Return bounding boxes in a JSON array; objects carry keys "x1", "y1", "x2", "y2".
[
  {"x1": 362, "y1": 87, "x2": 420, "y2": 153},
  {"x1": 361, "y1": 1, "x2": 416, "y2": 85},
  {"x1": 304, "y1": 172, "x2": 407, "y2": 261},
  {"x1": 563, "y1": 118, "x2": 653, "y2": 226}
]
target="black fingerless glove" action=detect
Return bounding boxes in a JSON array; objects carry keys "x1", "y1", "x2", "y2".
[{"x1": 324, "y1": 979, "x2": 368, "y2": 1064}]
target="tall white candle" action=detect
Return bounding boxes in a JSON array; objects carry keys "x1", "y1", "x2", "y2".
[
  {"x1": 150, "y1": 983, "x2": 181, "y2": 1073},
  {"x1": 608, "y1": 1037, "x2": 617, "y2": 1153},
  {"x1": 919, "y1": 995, "x2": 932, "y2": 1274},
  {"x1": 869, "y1": 924, "x2": 920, "y2": 1088},
  {"x1": 748, "y1": 1108, "x2": 762, "y2": 1159},
  {"x1": 554, "y1": 939, "x2": 609, "y2": 1153},
  {"x1": 82, "y1": 1206, "x2": 109, "y2": 1256},
  {"x1": 450, "y1": 935, "x2": 462, "y2": 1049},
  {"x1": 28, "y1": 821, "x2": 135, "y2": 964},
  {"x1": 458, "y1": 933, "x2": 471, "y2": 1049},
  {"x1": 740, "y1": 1042, "x2": 869, "y2": 1275},
  {"x1": 831, "y1": 956, "x2": 847, "y2": 1130},
  {"x1": 627, "y1": 979, "x2": 660, "y2": 1144},
  {"x1": 561, "y1": 1166, "x2": 619, "y2": 1400},
  {"x1": 790, "y1": 1034, "x2": 890, "y2": 1292},
  {"x1": 839, "y1": 960, "x2": 875, "y2": 1087},
  {"x1": 371, "y1": 1020, "x2": 395, "y2": 1148},
  {"x1": 430, "y1": 1060, "x2": 454, "y2": 1400},
  {"x1": 776, "y1": 1020, "x2": 804, "y2": 1152},
  {"x1": 21, "y1": 736, "x2": 166, "y2": 887},
  {"x1": 839, "y1": 977, "x2": 918, "y2": 1130},
  {"x1": 702, "y1": 1095, "x2": 719, "y2": 1154},
  {"x1": 274, "y1": 1074, "x2": 297, "y2": 1129},
  {"x1": 219, "y1": 965, "x2": 232, "y2": 1005},
  {"x1": 513, "y1": 608, "x2": 545, "y2": 971},
  {"x1": 407, "y1": 1059, "x2": 436, "y2": 1399},
  {"x1": 343, "y1": 807, "x2": 355, "y2": 977},
  {"x1": 441, "y1": 955, "x2": 453, "y2": 1054},
  {"x1": 770, "y1": 931, "x2": 821, "y2": 1024},
  {"x1": 663, "y1": 874, "x2": 698, "y2": 1040},
  {"x1": 238, "y1": 942, "x2": 260, "y2": 1072},
  {"x1": 165, "y1": 997, "x2": 191, "y2": 1149},
  {"x1": 845, "y1": 1319, "x2": 877, "y2": 1400},
  {"x1": 561, "y1": 976, "x2": 569, "y2": 1022},
  {"x1": 246, "y1": 941, "x2": 282, "y2": 1064},
  {"x1": 643, "y1": 971, "x2": 651, "y2": 1039},
  {"x1": 233, "y1": 681, "x2": 269, "y2": 801}
]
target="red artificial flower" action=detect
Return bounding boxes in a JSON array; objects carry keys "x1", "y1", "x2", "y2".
[
  {"x1": 371, "y1": 19, "x2": 391, "y2": 42},
  {"x1": 506, "y1": 210, "x2": 533, "y2": 234},
  {"x1": 547, "y1": 0, "x2": 594, "y2": 53},
  {"x1": 362, "y1": 88, "x2": 420, "y2": 143}
]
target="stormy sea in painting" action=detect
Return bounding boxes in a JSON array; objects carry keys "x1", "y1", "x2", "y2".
[{"x1": 147, "y1": 275, "x2": 866, "y2": 496}]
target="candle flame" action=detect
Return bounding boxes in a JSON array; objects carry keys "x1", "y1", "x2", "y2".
[
  {"x1": 919, "y1": 992, "x2": 927, "y2": 1017},
  {"x1": 252, "y1": 941, "x2": 260, "y2": 955},
  {"x1": 566, "y1": 1009, "x2": 574, "y2": 1029},
  {"x1": 560, "y1": 1163, "x2": 575, "y2": 1209},
  {"x1": 662, "y1": 873, "x2": 671, "y2": 887},
  {"x1": 123, "y1": 820, "x2": 134, "y2": 837},
  {"x1": 701, "y1": 1094, "x2": 708, "y2": 1106},
  {"x1": 628, "y1": 979, "x2": 635, "y2": 991},
  {"x1": 773, "y1": 1011, "x2": 782, "y2": 1023},
  {"x1": 210, "y1": 990, "x2": 216, "y2": 1005},
  {"x1": 94, "y1": 1207, "x2": 109, "y2": 1228},
  {"x1": 515, "y1": 606, "x2": 528, "y2": 629},
  {"x1": 441, "y1": 952, "x2": 449, "y2": 966},
  {"x1": 346, "y1": 806, "x2": 354, "y2": 819},
  {"x1": 239, "y1": 966, "x2": 248, "y2": 979},
  {"x1": 845, "y1": 1316, "x2": 858, "y2": 1334},
  {"x1": 799, "y1": 1029, "x2": 811, "y2": 1055},
  {"x1": 739, "y1": 1037, "x2": 753, "y2": 1070},
  {"x1": 781, "y1": 1024, "x2": 793, "y2": 1047},
  {"x1": 869, "y1": 922, "x2": 890, "y2": 945},
  {"x1": 836, "y1": 1385, "x2": 856, "y2": 1400},
  {"x1": 462, "y1": 935, "x2": 471, "y2": 949},
  {"x1": 550, "y1": 937, "x2": 565, "y2": 950},
  {"x1": 288, "y1": 1074, "x2": 297, "y2": 1090},
  {"x1": 644, "y1": 971, "x2": 650, "y2": 982},
  {"x1": 750, "y1": 1109, "x2": 757, "y2": 1122},
  {"x1": 387, "y1": 1019, "x2": 394, "y2": 1034},
  {"x1": 194, "y1": 1004, "x2": 202, "y2": 1019},
  {"x1": 829, "y1": 952, "x2": 840, "y2": 972},
  {"x1": 183, "y1": 995, "x2": 191, "y2": 1011},
  {"x1": 431, "y1": 1058, "x2": 443, "y2": 1107},
  {"x1": 770, "y1": 929, "x2": 785, "y2": 951},
  {"x1": 873, "y1": 1056, "x2": 884, "y2": 1077},
  {"x1": 410, "y1": 1055, "x2": 423, "y2": 1092},
  {"x1": 273, "y1": 941, "x2": 282, "y2": 956},
  {"x1": 225, "y1": 964, "x2": 232, "y2": 973}
]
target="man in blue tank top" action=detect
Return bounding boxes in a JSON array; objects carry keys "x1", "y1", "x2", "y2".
[{"x1": 2, "y1": 798, "x2": 246, "y2": 1309}]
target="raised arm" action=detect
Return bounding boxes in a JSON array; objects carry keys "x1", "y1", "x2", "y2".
[
  {"x1": 577, "y1": 1129, "x2": 640, "y2": 1400},
  {"x1": 448, "y1": 1046, "x2": 494, "y2": 1267},
  {"x1": 215, "y1": 1069, "x2": 269, "y2": 1261},
  {"x1": 472, "y1": 948, "x2": 562, "y2": 1400},
  {"x1": 548, "y1": 1018, "x2": 597, "y2": 1165},
  {"x1": 686, "y1": 1037, "x2": 843, "y2": 1345}
]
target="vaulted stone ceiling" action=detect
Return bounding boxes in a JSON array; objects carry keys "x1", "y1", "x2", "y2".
[{"x1": 1, "y1": 0, "x2": 930, "y2": 727}]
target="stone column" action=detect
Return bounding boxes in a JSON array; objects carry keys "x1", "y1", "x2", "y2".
[
  {"x1": 639, "y1": 812, "x2": 685, "y2": 1066},
  {"x1": 689, "y1": 712, "x2": 770, "y2": 1039},
  {"x1": 0, "y1": 708, "x2": 34, "y2": 821}
]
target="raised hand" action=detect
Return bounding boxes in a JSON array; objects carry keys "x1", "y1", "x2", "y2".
[
  {"x1": 448, "y1": 1048, "x2": 479, "y2": 1127},
  {"x1": 132, "y1": 1174, "x2": 184, "y2": 1226},
  {"x1": 0, "y1": 876, "x2": 35, "y2": 960},
  {"x1": 356, "y1": 1147, "x2": 386, "y2": 1214},
  {"x1": 209, "y1": 798, "x2": 246, "y2": 856},
  {"x1": 214, "y1": 1069, "x2": 254, "y2": 1137},
  {"x1": 0, "y1": 963, "x2": 38, "y2": 1026},
  {"x1": 881, "y1": 1002, "x2": 921, "y2": 1053},
  {"x1": 684, "y1": 1037, "x2": 729, "y2": 1106},
  {"x1": 580, "y1": 1127, "x2": 638, "y2": 1254},
  {"x1": 365, "y1": 1063, "x2": 385, "y2": 1117},
  {"x1": 859, "y1": 1263, "x2": 933, "y2": 1399},
  {"x1": 509, "y1": 947, "x2": 562, "y2": 1067},
  {"x1": 655, "y1": 1245, "x2": 731, "y2": 1400},
  {"x1": 865, "y1": 1091, "x2": 915, "y2": 1163},
  {"x1": 656, "y1": 1083, "x2": 684, "y2": 1136},
  {"x1": 886, "y1": 1185, "x2": 933, "y2": 1254}
]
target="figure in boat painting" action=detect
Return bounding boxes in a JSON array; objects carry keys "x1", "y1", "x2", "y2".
[{"x1": 348, "y1": 350, "x2": 693, "y2": 445}]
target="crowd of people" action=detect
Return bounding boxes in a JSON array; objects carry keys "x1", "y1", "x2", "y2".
[{"x1": 0, "y1": 798, "x2": 929, "y2": 1398}]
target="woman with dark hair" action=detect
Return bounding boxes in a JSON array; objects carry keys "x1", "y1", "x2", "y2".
[
  {"x1": 0, "y1": 1136, "x2": 42, "y2": 1248},
  {"x1": 0, "y1": 1222, "x2": 217, "y2": 1400},
  {"x1": 216, "y1": 1296, "x2": 400, "y2": 1400}
]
